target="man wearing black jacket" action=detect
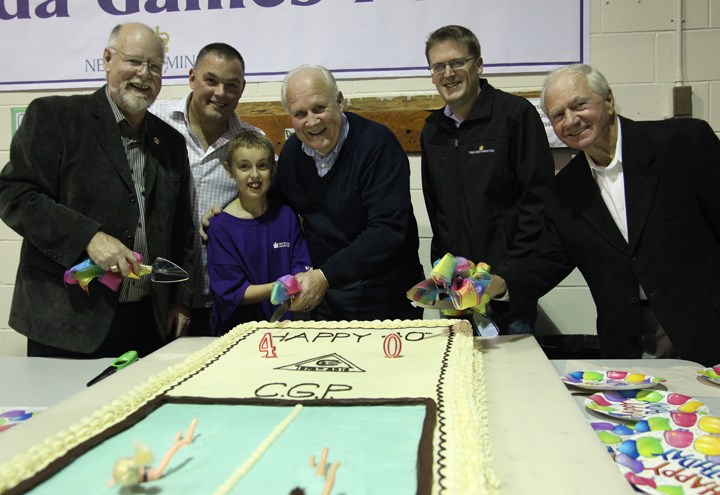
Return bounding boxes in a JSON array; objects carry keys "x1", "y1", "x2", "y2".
[
  {"x1": 421, "y1": 25, "x2": 554, "y2": 334},
  {"x1": 489, "y1": 64, "x2": 720, "y2": 366}
]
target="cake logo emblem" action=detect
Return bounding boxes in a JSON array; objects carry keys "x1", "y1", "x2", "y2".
[{"x1": 276, "y1": 353, "x2": 365, "y2": 373}]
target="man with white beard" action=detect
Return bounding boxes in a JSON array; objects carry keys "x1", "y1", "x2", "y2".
[{"x1": 0, "y1": 23, "x2": 194, "y2": 358}]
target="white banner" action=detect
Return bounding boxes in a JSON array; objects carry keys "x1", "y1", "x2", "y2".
[{"x1": 0, "y1": 0, "x2": 589, "y2": 91}]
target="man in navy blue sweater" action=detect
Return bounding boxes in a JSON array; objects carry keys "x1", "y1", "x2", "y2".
[{"x1": 274, "y1": 65, "x2": 424, "y2": 321}]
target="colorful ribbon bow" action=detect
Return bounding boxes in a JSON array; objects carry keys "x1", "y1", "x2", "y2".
[
  {"x1": 63, "y1": 252, "x2": 150, "y2": 294},
  {"x1": 406, "y1": 253, "x2": 492, "y2": 316},
  {"x1": 270, "y1": 274, "x2": 303, "y2": 305}
]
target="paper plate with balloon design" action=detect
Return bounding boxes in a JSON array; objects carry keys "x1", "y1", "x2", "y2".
[
  {"x1": 591, "y1": 415, "x2": 720, "y2": 495},
  {"x1": 697, "y1": 365, "x2": 720, "y2": 386},
  {"x1": 561, "y1": 370, "x2": 666, "y2": 391},
  {"x1": 585, "y1": 389, "x2": 709, "y2": 421}
]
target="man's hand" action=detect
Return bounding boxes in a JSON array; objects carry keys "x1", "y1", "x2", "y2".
[
  {"x1": 290, "y1": 269, "x2": 328, "y2": 312},
  {"x1": 86, "y1": 231, "x2": 139, "y2": 277},
  {"x1": 167, "y1": 304, "x2": 191, "y2": 339},
  {"x1": 487, "y1": 275, "x2": 508, "y2": 299},
  {"x1": 199, "y1": 205, "x2": 223, "y2": 242}
]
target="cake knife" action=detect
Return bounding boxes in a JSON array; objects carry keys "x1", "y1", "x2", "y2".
[{"x1": 269, "y1": 300, "x2": 290, "y2": 323}]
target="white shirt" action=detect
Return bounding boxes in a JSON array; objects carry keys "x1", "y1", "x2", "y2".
[
  {"x1": 586, "y1": 119, "x2": 644, "y2": 300},
  {"x1": 586, "y1": 119, "x2": 648, "y2": 297},
  {"x1": 586, "y1": 119, "x2": 672, "y2": 357},
  {"x1": 151, "y1": 95, "x2": 262, "y2": 308},
  {"x1": 587, "y1": 118, "x2": 629, "y2": 242}
]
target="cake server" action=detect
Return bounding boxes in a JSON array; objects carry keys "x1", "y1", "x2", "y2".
[
  {"x1": 112, "y1": 256, "x2": 190, "y2": 283},
  {"x1": 145, "y1": 257, "x2": 190, "y2": 283},
  {"x1": 64, "y1": 255, "x2": 190, "y2": 294}
]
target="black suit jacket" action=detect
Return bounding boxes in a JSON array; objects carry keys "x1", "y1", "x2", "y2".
[
  {"x1": 0, "y1": 87, "x2": 194, "y2": 353},
  {"x1": 500, "y1": 116, "x2": 720, "y2": 365}
]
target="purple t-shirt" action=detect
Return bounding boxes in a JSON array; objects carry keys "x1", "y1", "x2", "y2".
[{"x1": 206, "y1": 201, "x2": 311, "y2": 335}]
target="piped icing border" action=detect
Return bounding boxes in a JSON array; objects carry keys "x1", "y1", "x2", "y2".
[{"x1": 0, "y1": 319, "x2": 497, "y2": 495}]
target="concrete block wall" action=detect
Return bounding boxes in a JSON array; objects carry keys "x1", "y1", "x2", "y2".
[{"x1": 1, "y1": 1, "x2": 719, "y2": 355}]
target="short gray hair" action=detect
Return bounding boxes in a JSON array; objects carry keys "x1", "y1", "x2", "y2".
[
  {"x1": 281, "y1": 65, "x2": 340, "y2": 112},
  {"x1": 541, "y1": 64, "x2": 611, "y2": 113}
]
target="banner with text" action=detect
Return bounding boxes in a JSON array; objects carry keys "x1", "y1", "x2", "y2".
[{"x1": 0, "y1": 0, "x2": 589, "y2": 91}]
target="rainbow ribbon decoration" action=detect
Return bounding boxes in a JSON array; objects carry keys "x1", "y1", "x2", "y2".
[
  {"x1": 406, "y1": 253, "x2": 492, "y2": 316},
  {"x1": 270, "y1": 274, "x2": 303, "y2": 305},
  {"x1": 63, "y1": 252, "x2": 150, "y2": 294}
]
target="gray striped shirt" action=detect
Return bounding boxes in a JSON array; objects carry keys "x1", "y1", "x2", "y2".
[{"x1": 105, "y1": 87, "x2": 151, "y2": 302}]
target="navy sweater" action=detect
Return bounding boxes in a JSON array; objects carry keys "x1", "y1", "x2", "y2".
[{"x1": 274, "y1": 112, "x2": 424, "y2": 320}]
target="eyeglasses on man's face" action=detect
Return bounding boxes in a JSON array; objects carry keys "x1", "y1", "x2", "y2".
[
  {"x1": 428, "y1": 57, "x2": 477, "y2": 76},
  {"x1": 109, "y1": 47, "x2": 164, "y2": 76}
]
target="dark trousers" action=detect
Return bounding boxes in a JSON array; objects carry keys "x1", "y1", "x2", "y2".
[
  {"x1": 27, "y1": 298, "x2": 164, "y2": 359},
  {"x1": 187, "y1": 307, "x2": 213, "y2": 337},
  {"x1": 639, "y1": 304, "x2": 676, "y2": 358}
]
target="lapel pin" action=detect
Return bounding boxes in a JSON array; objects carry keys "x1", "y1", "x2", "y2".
[{"x1": 153, "y1": 137, "x2": 160, "y2": 145}]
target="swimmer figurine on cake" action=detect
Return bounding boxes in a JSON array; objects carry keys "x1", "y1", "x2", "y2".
[
  {"x1": 108, "y1": 418, "x2": 197, "y2": 488},
  {"x1": 290, "y1": 447, "x2": 341, "y2": 495}
]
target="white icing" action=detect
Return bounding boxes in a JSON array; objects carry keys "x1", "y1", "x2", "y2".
[{"x1": 0, "y1": 319, "x2": 498, "y2": 495}]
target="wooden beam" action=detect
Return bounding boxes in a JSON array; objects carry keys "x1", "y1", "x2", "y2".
[{"x1": 236, "y1": 91, "x2": 540, "y2": 154}]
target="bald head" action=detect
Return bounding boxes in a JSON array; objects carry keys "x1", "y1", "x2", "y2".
[
  {"x1": 281, "y1": 65, "x2": 339, "y2": 112},
  {"x1": 107, "y1": 23, "x2": 164, "y2": 56},
  {"x1": 281, "y1": 65, "x2": 345, "y2": 155}
]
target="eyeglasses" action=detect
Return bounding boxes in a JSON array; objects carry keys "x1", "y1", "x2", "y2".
[
  {"x1": 109, "y1": 47, "x2": 164, "y2": 76},
  {"x1": 428, "y1": 57, "x2": 477, "y2": 76}
]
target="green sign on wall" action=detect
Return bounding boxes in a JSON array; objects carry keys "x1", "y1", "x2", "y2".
[{"x1": 11, "y1": 107, "x2": 26, "y2": 136}]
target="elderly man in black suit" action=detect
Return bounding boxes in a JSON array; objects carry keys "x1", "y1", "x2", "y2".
[
  {"x1": 0, "y1": 23, "x2": 194, "y2": 358},
  {"x1": 490, "y1": 64, "x2": 720, "y2": 366}
]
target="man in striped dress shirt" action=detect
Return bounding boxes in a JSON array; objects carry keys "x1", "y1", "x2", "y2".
[{"x1": 152, "y1": 43, "x2": 262, "y2": 336}]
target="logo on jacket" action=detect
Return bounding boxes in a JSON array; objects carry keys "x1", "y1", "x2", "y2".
[
  {"x1": 468, "y1": 145, "x2": 495, "y2": 155},
  {"x1": 273, "y1": 242, "x2": 291, "y2": 249}
]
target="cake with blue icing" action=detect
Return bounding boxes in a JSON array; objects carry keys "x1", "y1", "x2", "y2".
[{"x1": 0, "y1": 319, "x2": 497, "y2": 494}]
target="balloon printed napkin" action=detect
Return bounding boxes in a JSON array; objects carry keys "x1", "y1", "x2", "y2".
[
  {"x1": 697, "y1": 365, "x2": 720, "y2": 386},
  {"x1": 585, "y1": 389, "x2": 709, "y2": 421},
  {"x1": 562, "y1": 370, "x2": 667, "y2": 391},
  {"x1": 591, "y1": 414, "x2": 720, "y2": 495},
  {"x1": 569, "y1": 367, "x2": 720, "y2": 493}
]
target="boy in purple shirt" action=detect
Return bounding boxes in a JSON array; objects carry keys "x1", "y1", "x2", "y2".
[{"x1": 206, "y1": 130, "x2": 311, "y2": 335}]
